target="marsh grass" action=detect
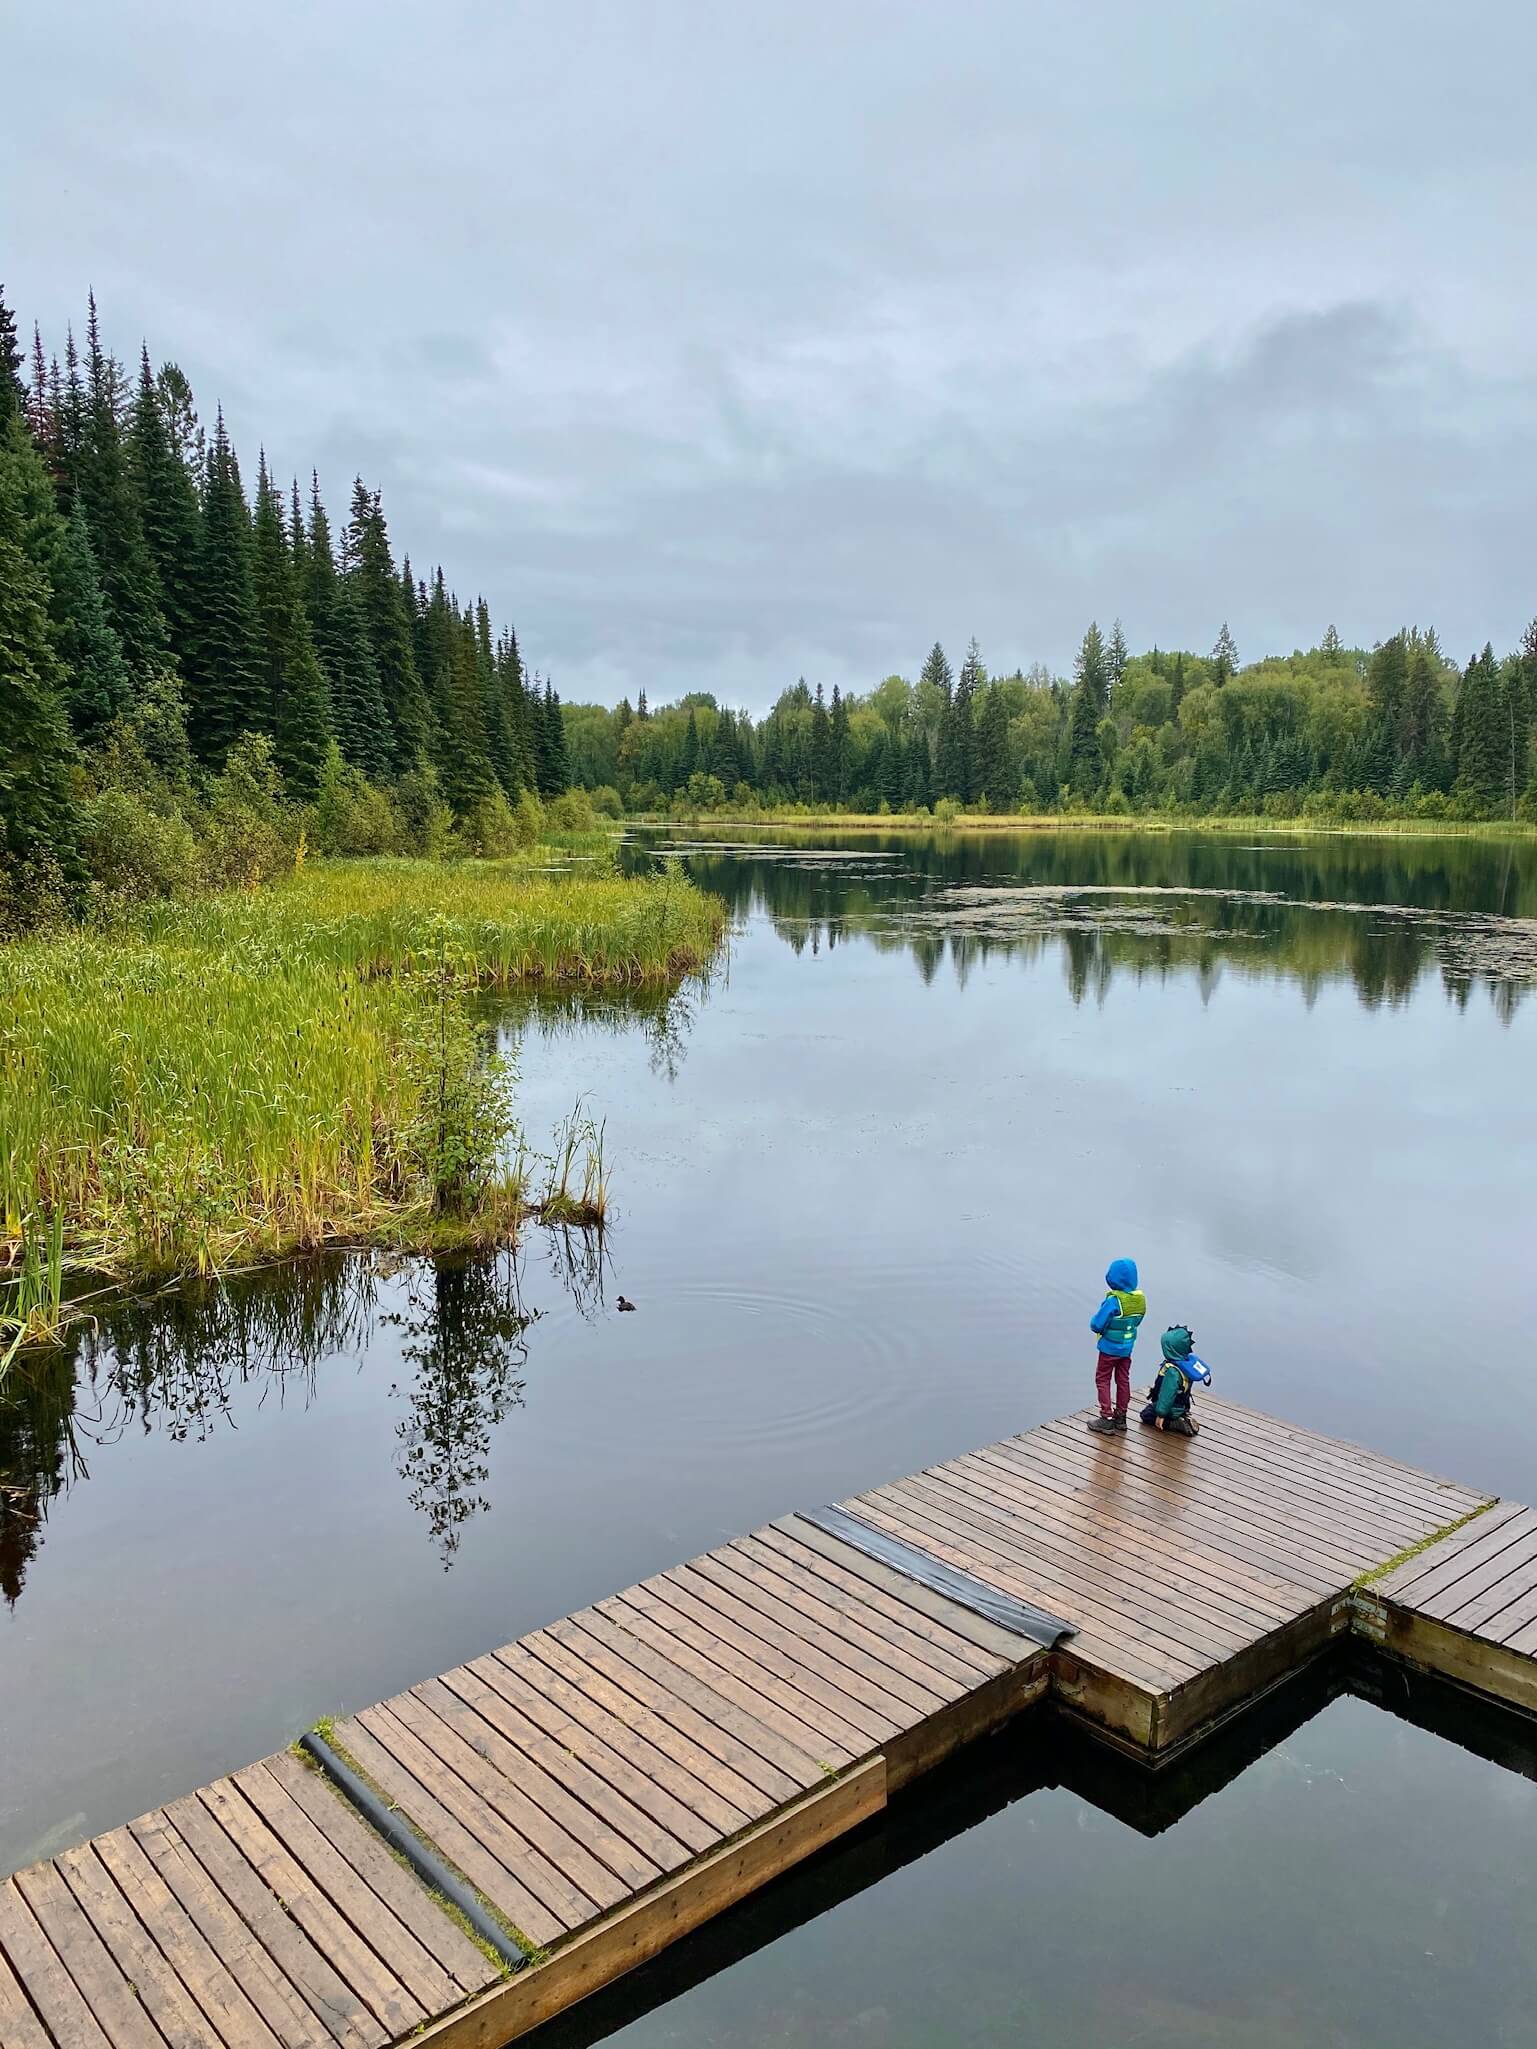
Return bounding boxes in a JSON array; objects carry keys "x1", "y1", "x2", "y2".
[
  {"x1": 0, "y1": 1212, "x2": 67, "y2": 1376},
  {"x1": 0, "y1": 857, "x2": 722, "y2": 1299}
]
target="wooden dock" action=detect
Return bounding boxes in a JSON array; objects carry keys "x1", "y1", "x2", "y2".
[{"x1": 3, "y1": 1396, "x2": 1532, "y2": 2049}]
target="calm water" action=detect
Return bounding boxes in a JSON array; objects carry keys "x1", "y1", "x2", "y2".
[{"x1": 5, "y1": 828, "x2": 1537, "y2": 2047}]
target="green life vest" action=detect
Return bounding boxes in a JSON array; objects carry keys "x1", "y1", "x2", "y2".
[{"x1": 1102, "y1": 1288, "x2": 1146, "y2": 1350}]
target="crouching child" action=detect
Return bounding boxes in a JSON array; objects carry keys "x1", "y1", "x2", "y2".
[{"x1": 1141, "y1": 1325, "x2": 1211, "y2": 1437}]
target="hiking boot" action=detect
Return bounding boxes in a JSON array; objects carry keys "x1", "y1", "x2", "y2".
[
  {"x1": 1167, "y1": 1414, "x2": 1196, "y2": 1437},
  {"x1": 1086, "y1": 1413, "x2": 1118, "y2": 1436},
  {"x1": 1112, "y1": 1409, "x2": 1129, "y2": 1432}
]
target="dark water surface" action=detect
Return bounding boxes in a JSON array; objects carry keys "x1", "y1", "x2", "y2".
[{"x1": 5, "y1": 829, "x2": 1537, "y2": 2046}]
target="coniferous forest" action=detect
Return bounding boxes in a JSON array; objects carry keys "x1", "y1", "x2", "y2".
[
  {"x1": 0, "y1": 288, "x2": 572, "y2": 930},
  {"x1": 4, "y1": 284, "x2": 1536, "y2": 936},
  {"x1": 563, "y1": 619, "x2": 1537, "y2": 826}
]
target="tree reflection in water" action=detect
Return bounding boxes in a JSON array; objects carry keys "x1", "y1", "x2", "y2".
[
  {"x1": 0, "y1": 1233, "x2": 609, "y2": 1600},
  {"x1": 385, "y1": 1255, "x2": 533, "y2": 1566}
]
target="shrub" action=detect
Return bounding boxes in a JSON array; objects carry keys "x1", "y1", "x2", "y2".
[
  {"x1": 590, "y1": 784, "x2": 623, "y2": 818},
  {"x1": 81, "y1": 788, "x2": 201, "y2": 906},
  {"x1": 512, "y1": 790, "x2": 545, "y2": 848},
  {"x1": 547, "y1": 787, "x2": 597, "y2": 832},
  {"x1": 463, "y1": 788, "x2": 521, "y2": 857}
]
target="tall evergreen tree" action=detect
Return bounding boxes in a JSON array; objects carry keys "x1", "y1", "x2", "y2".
[
  {"x1": 442, "y1": 599, "x2": 497, "y2": 812},
  {"x1": 77, "y1": 295, "x2": 168, "y2": 682},
  {"x1": 951, "y1": 638, "x2": 984, "y2": 801},
  {"x1": 129, "y1": 346, "x2": 201, "y2": 675},
  {"x1": 1364, "y1": 634, "x2": 1408, "y2": 791},
  {"x1": 52, "y1": 501, "x2": 132, "y2": 737},
  {"x1": 344, "y1": 480, "x2": 433, "y2": 771},
  {"x1": 1075, "y1": 621, "x2": 1110, "y2": 710},
  {"x1": 540, "y1": 680, "x2": 569, "y2": 792},
  {"x1": 0, "y1": 287, "x2": 24, "y2": 422},
  {"x1": 808, "y1": 684, "x2": 831, "y2": 799},
  {"x1": 1453, "y1": 644, "x2": 1516, "y2": 814},
  {"x1": 976, "y1": 685, "x2": 1011, "y2": 805},
  {"x1": 1211, "y1": 620, "x2": 1239, "y2": 684},
  {"x1": 1108, "y1": 618, "x2": 1128, "y2": 692},
  {"x1": 251, "y1": 455, "x2": 332, "y2": 797},
  {"x1": 304, "y1": 476, "x2": 389, "y2": 778},
  {"x1": 829, "y1": 685, "x2": 851, "y2": 803},
  {"x1": 185, "y1": 410, "x2": 265, "y2": 765},
  {"x1": 477, "y1": 598, "x2": 520, "y2": 797},
  {"x1": 0, "y1": 414, "x2": 83, "y2": 905},
  {"x1": 497, "y1": 627, "x2": 538, "y2": 790}
]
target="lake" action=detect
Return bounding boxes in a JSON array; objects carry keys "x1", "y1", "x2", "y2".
[{"x1": 4, "y1": 827, "x2": 1537, "y2": 2047}]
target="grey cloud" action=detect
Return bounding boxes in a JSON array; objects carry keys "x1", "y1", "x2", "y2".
[{"x1": 8, "y1": 0, "x2": 1536, "y2": 707}]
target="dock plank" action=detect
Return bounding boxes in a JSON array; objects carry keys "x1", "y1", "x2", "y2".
[
  {"x1": 0, "y1": 1876, "x2": 114, "y2": 2049},
  {"x1": 258, "y1": 1753, "x2": 498, "y2": 2002},
  {"x1": 54, "y1": 1840, "x2": 223, "y2": 2049},
  {"x1": 93, "y1": 1825, "x2": 288, "y2": 2049},
  {"x1": 0, "y1": 1943, "x2": 56, "y2": 2049},
  {"x1": 3, "y1": 1398, "x2": 1512, "y2": 2049}
]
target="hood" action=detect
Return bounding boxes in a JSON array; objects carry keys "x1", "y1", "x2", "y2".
[{"x1": 1105, "y1": 1258, "x2": 1139, "y2": 1293}]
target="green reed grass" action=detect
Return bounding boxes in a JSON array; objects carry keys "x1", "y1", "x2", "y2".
[{"x1": 0, "y1": 857, "x2": 723, "y2": 1289}]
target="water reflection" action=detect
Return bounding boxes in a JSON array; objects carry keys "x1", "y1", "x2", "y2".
[
  {"x1": 385, "y1": 1257, "x2": 533, "y2": 1566},
  {"x1": 631, "y1": 829, "x2": 1537, "y2": 1011},
  {"x1": 0, "y1": 1237, "x2": 606, "y2": 1602},
  {"x1": 532, "y1": 1648, "x2": 1537, "y2": 2049}
]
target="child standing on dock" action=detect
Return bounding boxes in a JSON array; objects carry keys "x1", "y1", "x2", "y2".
[{"x1": 1086, "y1": 1257, "x2": 1145, "y2": 1435}]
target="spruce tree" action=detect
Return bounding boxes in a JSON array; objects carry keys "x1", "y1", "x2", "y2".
[
  {"x1": 1398, "y1": 647, "x2": 1443, "y2": 785},
  {"x1": 305, "y1": 477, "x2": 389, "y2": 778},
  {"x1": 829, "y1": 685, "x2": 851, "y2": 803},
  {"x1": 52, "y1": 501, "x2": 132, "y2": 736},
  {"x1": 477, "y1": 599, "x2": 520, "y2": 797},
  {"x1": 976, "y1": 684, "x2": 1011, "y2": 806},
  {"x1": 497, "y1": 628, "x2": 538, "y2": 790},
  {"x1": 251, "y1": 455, "x2": 332, "y2": 797},
  {"x1": 344, "y1": 480, "x2": 434, "y2": 771},
  {"x1": 1211, "y1": 620, "x2": 1239, "y2": 684},
  {"x1": 1364, "y1": 634, "x2": 1407, "y2": 791},
  {"x1": 77, "y1": 295, "x2": 169, "y2": 682},
  {"x1": 1453, "y1": 644, "x2": 1512, "y2": 814},
  {"x1": 809, "y1": 684, "x2": 831, "y2": 798},
  {"x1": 540, "y1": 680, "x2": 569, "y2": 791},
  {"x1": 1075, "y1": 622, "x2": 1110, "y2": 710},
  {"x1": 0, "y1": 287, "x2": 24, "y2": 422},
  {"x1": 186, "y1": 410, "x2": 265, "y2": 765},
  {"x1": 442, "y1": 600, "x2": 497, "y2": 812},
  {"x1": 952, "y1": 638, "x2": 984, "y2": 800},
  {"x1": 129, "y1": 347, "x2": 201, "y2": 675},
  {"x1": 1108, "y1": 618, "x2": 1128, "y2": 692},
  {"x1": 155, "y1": 363, "x2": 203, "y2": 472},
  {"x1": 0, "y1": 416, "x2": 83, "y2": 909}
]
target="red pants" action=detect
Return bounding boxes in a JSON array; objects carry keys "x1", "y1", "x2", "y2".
[{"x1": 1095, "y1": 1351, "x2": 1131, "y2": 1416}]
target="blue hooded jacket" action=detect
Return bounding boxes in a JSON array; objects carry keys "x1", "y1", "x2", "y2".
[{"x1": 1089, "y1": 1258, "x2": 1145, "y2": 1358}]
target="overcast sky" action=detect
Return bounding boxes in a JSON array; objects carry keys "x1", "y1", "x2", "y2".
[{"x1": 10, "y1": 1, "x2": 1537, "y2": 708}]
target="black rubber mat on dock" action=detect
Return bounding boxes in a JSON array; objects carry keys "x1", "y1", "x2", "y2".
[{"x1": 801, "y1": 1504, "x2": 1076, "y2": 1649}]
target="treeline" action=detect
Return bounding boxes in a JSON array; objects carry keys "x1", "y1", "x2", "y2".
[
  {"x1": 0, "y1": 287, "x2": 577, "y2": 928},
  {"x1": 563, "y1": 620, "x2": 1537, "y2": 823}
]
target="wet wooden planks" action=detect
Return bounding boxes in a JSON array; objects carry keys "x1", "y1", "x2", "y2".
[
  {"x1": 1370, "y1": 1499, "x2": 1537, "y2": 1715},
  {"x1": 0, "y1": 1398, "x2": 1508, "y2": 2049},
  {"x1": 0, "y1": 1513, "x2": 1037, "y2": 2048},
  {"x1": 0, "y1": 1749, "x2": 501, "y2": 2049},
  {"x1": 326, "y1": 1514, "x2": 1034, "y2": 1959},
  {"x1": 841, "y1": 1393, "x2": 1493, "y2": 1748}
]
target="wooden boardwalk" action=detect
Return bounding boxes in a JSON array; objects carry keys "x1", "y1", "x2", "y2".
[{"x1": 3, "y1": 1397, "x2": 1531, "y2": 2049}]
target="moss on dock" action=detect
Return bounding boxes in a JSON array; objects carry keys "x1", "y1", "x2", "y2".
[{"x1": 1352, "y1": 1499, "x2": 1496, "y2": 1590}]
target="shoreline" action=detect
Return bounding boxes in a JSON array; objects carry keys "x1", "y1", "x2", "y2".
[{"x1": 624, "y1": 810, "x2": 1537, "y2": 843}]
